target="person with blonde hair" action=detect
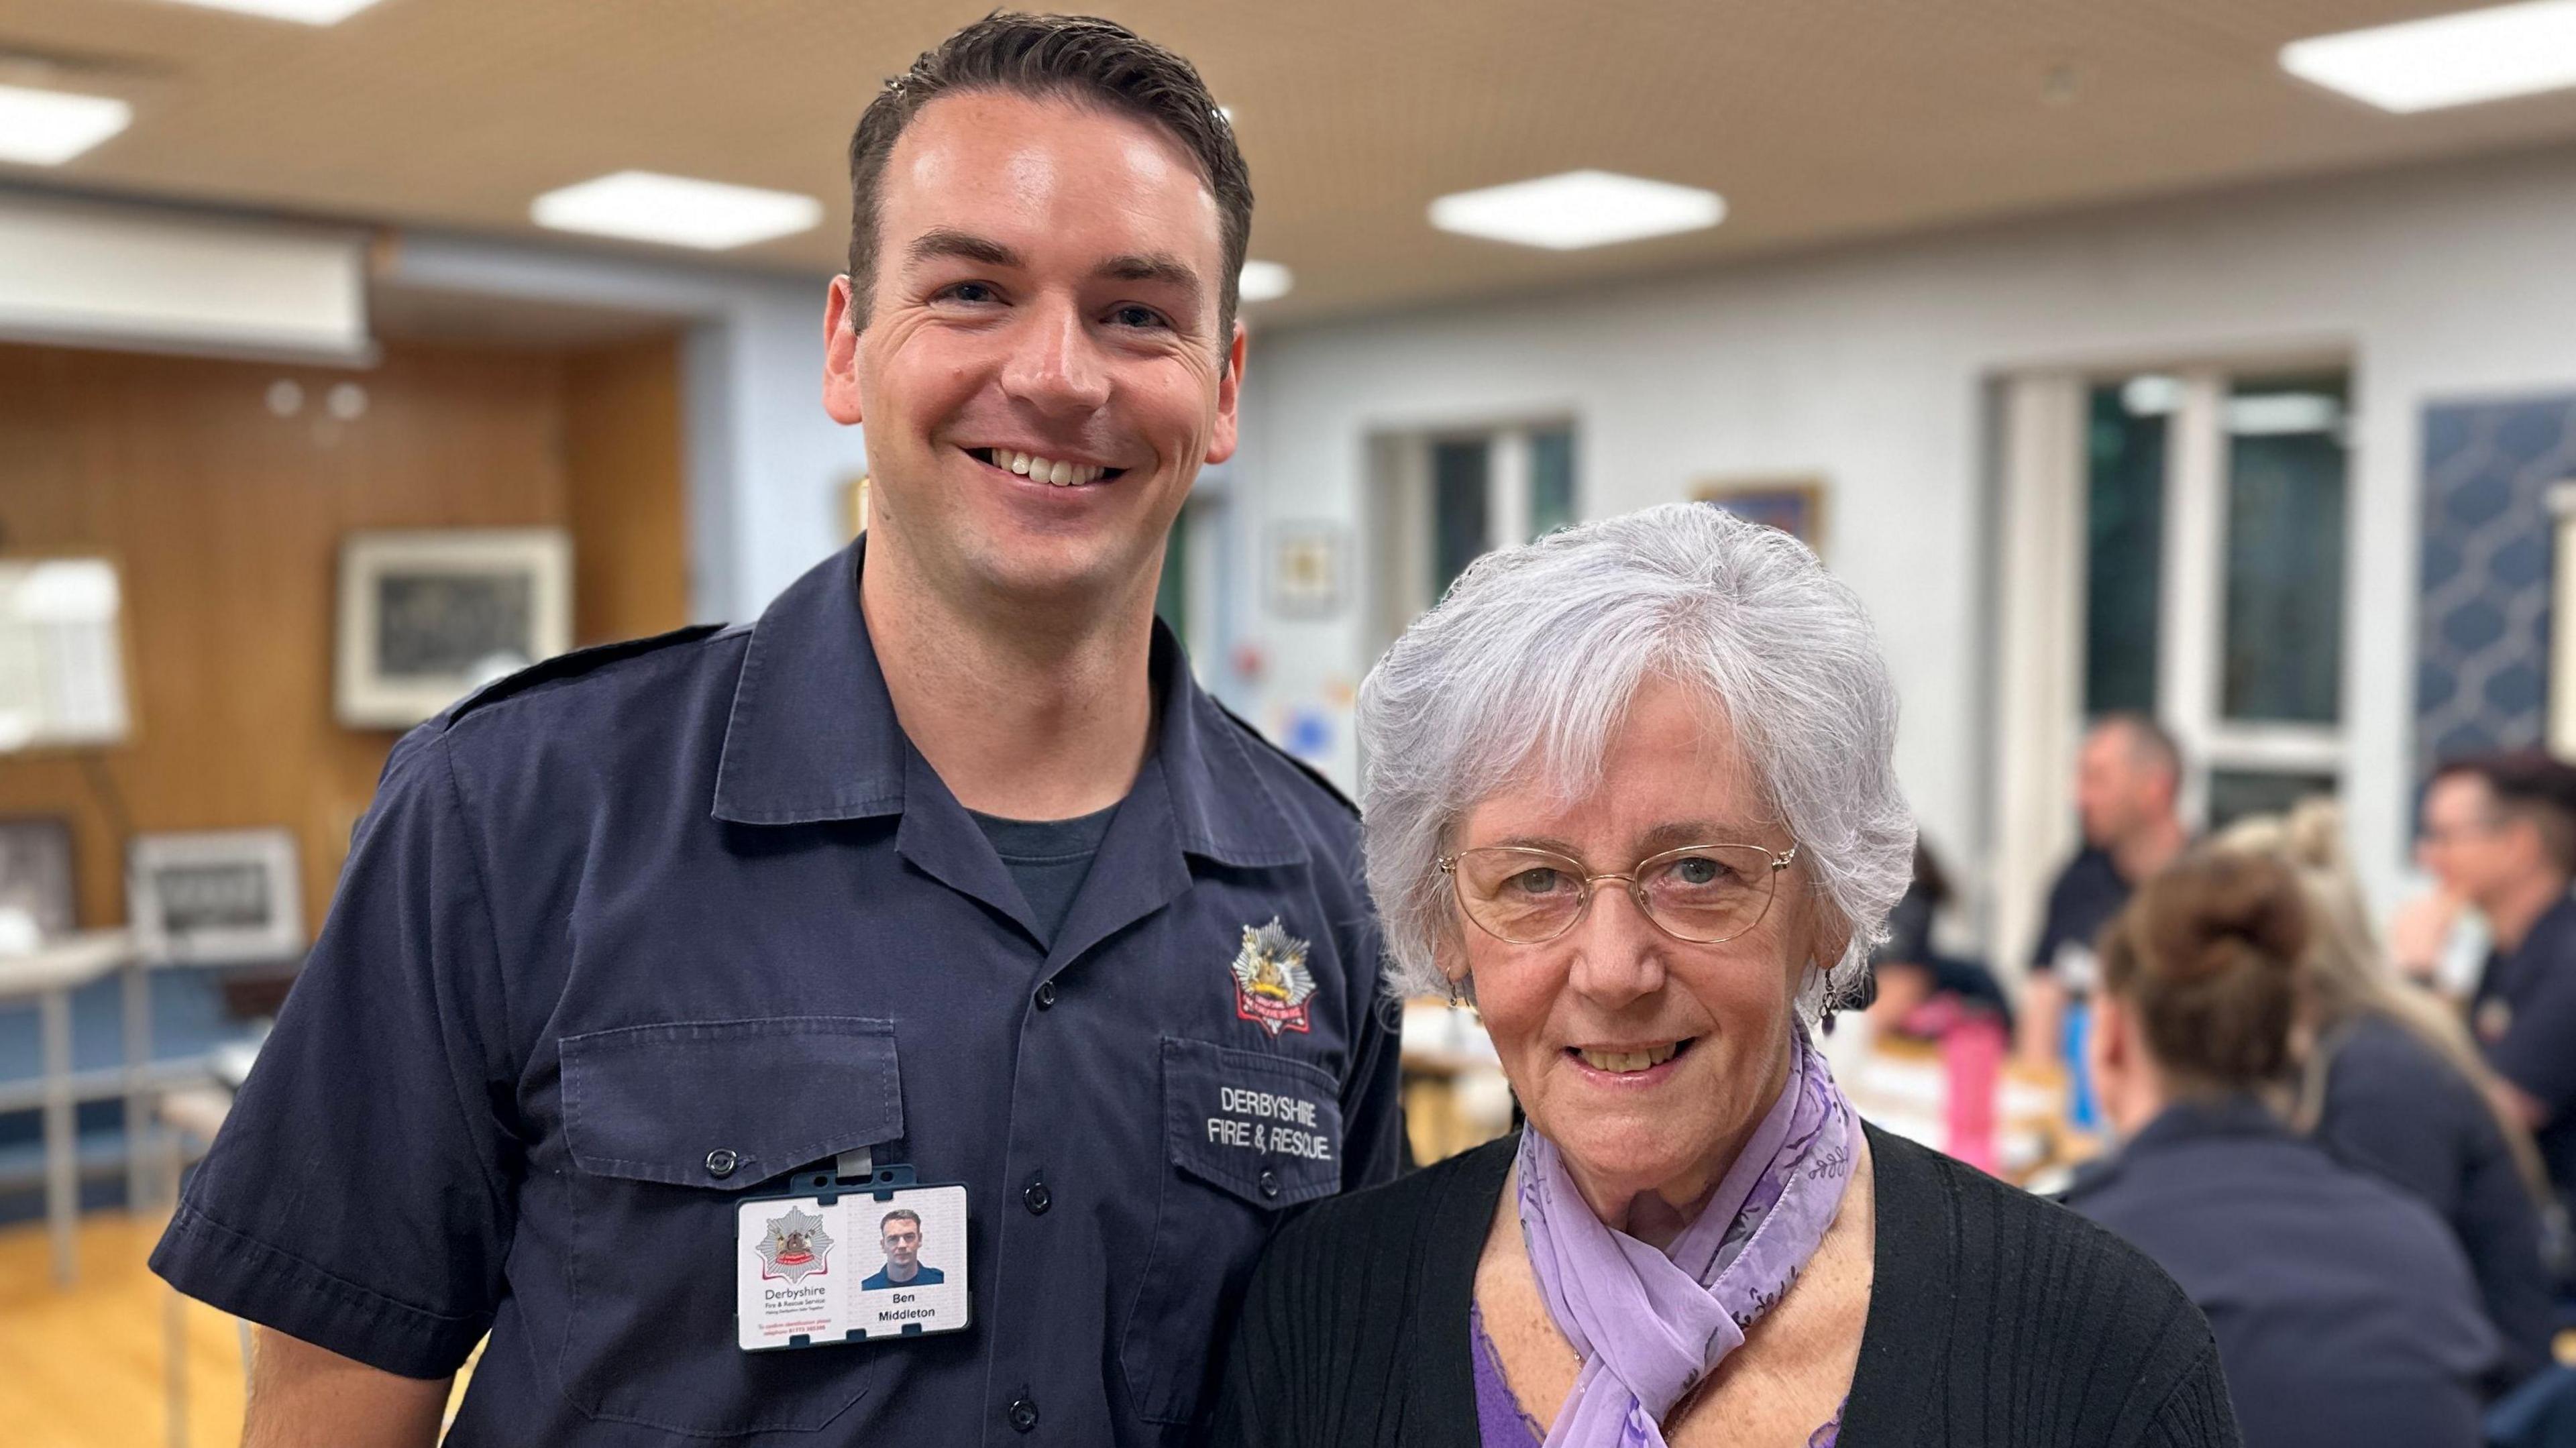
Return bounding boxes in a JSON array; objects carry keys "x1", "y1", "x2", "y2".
[{"x1": 2215, "y1": 799, "x2": 2555, "y2": 1390}]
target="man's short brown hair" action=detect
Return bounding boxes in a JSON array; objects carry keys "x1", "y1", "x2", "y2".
[
  {"x1": 845, "y1": 13, "x2": 1252, "y2": 345},
  {"x1": 2431, "y1": 749, "x2": 2576, "y2": 875}
]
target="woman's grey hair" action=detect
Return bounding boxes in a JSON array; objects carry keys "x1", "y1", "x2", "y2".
[{"x1": 1356, "y1": 502, "x2": 1916, "y2": 1012}]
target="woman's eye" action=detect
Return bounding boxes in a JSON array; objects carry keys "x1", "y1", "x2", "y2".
[
  {"x1": 1666, "y1": 856, "x2": 1726, "y2": 887},
  {"x1": 1507, "y1": 867, "x2": 1567, "y2": 895}
]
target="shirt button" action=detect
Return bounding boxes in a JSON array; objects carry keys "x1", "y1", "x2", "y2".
[
  {"x1": 1007, "y1": 1396, "x2": 1040, "y2": 1433},
  {"x1": 1034, "y1": 979, "x2": 1058, "y2": 1010},
  {"x1": 1258, "y1": 1168, "x2": 1281, "y2": 1201},
  {"x1": 704, "y1": 1148, "x2": 739, "y2": 1179},
  {"x1": 1023, "y1": 1178, "x2": 1053, "y2": 1215}
]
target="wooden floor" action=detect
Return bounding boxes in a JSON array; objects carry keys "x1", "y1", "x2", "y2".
[{"x1": 0, "y1": 1211, "x2": 248, "y2": 1448}]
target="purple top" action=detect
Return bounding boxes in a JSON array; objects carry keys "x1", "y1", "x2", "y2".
[{"x1": 1469, "y1": 1303, "x2": 1842, "y2": 1448}]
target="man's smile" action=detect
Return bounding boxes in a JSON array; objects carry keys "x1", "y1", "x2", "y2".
[{"x1": 963, "y1": 445, "x2": 1129, "y2": 488}]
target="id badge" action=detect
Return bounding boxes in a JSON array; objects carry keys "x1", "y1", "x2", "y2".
[{"x1": 735, "y1": 1162, "x2": 972, "y2": 1351}]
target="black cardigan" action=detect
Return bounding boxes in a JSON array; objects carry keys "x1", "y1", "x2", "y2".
[{"x1": 1213, "y1": 1124, "x2": 2240, "y2": 1447}]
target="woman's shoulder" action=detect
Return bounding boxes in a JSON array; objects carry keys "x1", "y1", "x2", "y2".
[
  {"x1": 1875, "y1": 1125, "x2": 2191, "y2": 1298},
  {"x1": 1271, "y1": 1130, "x2": 1517, "y2": 1274},
  {"x1": 1856, "y1": 1125, "x2": 2230, "y2": 1441}
]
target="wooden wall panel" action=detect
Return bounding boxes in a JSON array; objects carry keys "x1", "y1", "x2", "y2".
[
  {"x1": 0, "y1": 335, "x2": 685, "y2": 940},
  {"x1": 564, "y1": 336, "x2": 690, "y2": 645}
]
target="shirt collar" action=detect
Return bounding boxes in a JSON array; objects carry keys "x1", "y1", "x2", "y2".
[
  {"x1": 712, "y1": 537, "x2": 1307, "y2": 870},
  {"x1": 2122, "y1": 1093, "x2": 2289, "y2": 1156}
]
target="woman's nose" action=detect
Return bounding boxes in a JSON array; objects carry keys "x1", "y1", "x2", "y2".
[{"x1": 1563, "y1": 887, "x2": 1667, "y2": 1007}]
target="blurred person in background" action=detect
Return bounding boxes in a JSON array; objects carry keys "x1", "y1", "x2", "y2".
[
  {"x1": 1218, "y1": 505, "x2": 2238, "y2": 1448},
  {"x1": 2066, "y1": 850, "x2": 2498, "y2": 1448},
  {"x1": 1868, "y1": 839, "x2": 2010, "y2": 1032},
  {"x1": 2023, "y1": 714, "x2": 2192, "y2": 1115},
  {"x1": 2399, "y1": 751, "x2": 2576, "y2": 1221},
  {"x1": 2217, "y1": 799, "x2": 2555, "y2": 1392}
]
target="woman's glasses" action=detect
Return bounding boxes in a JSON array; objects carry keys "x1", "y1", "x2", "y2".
[{"x1": 1436, "y1": 842, "x2": 1799, "y2": 946}]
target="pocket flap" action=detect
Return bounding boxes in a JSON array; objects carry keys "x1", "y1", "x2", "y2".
[
  {"x1": 1161, "y1": 1036, "x2": 1344, "y2": 1208},
  {"x1": 561, "y1": 1016, "x2": 902, "y2": 1190}
]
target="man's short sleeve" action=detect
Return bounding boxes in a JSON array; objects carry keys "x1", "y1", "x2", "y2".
[{"x1": 150, "y1": 728, "x2": 519, "y2": 1378}]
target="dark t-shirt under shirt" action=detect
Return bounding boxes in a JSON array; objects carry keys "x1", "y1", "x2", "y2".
[{"x1": 969, "y1": 803, "x2": 1120, "y2": 946}]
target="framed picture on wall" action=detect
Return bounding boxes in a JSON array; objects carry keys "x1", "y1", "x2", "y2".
[
  {"x1": 337, "y1": 528, "x2": 572, "y2": 728},
  {"x1": 1690, "y1": 476, "x2": 1828, "y2": 553},
  {"x1": 130, "y1": 828, "x2": 305, "y2": 965},
  {"x1": 0, "y1": 816, "x2": 78, "y2": 939},
  {"x1": 1268, "y1": 523, "x2": 1346, "y2": 619}
]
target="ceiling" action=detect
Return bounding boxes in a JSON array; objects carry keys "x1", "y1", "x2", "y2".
[{"x1": 6, "y1": 0, "x2": 2576, "y2": 325}]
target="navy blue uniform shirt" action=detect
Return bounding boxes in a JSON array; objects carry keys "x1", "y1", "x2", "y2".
[
  {"x1": 2473, "y1": 891, "x2": 2576, "y2": 1205},
  {"x1": 2064, "y1": 1096, "x2": 2498, "y2": 1448},
  {"x1": 2031, "y1": 847, "x2": 2131, "y2": 991},
  {"x1": 2315, "y1": 1013, "x2": 2555, "y2": 1388},
  {"x1": 150, "y1": 541, "x2": 1406, "y2": 1446}
]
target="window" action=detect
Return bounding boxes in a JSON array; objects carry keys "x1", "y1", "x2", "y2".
[
  {"x1": 2081, "y1": 367, "x2": 2351, "y2": 827},
  {"x1": 1368, "y1": 423, "x2": 1579, "y2": 649}
]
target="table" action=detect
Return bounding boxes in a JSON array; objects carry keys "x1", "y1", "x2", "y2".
[
  {"x1": 0, "y1": 928, "x2": 144, "y2": 1284},
  {"x1": 158, "y1": 1084, "x2": 239, "y2": 1448}
]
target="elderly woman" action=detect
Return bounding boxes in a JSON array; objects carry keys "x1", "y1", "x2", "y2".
[{"x1": 1214, "y1": 505, "x2": 2236, "y2": 1448}]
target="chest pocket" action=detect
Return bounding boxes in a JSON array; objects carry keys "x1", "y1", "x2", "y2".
[
  {"x1": 1121, "y1": 1036, "x2": 1346, "y2": 1425},
  {"x1": 556, "y1": 1016, "x2": 903, "y2": 1437}
]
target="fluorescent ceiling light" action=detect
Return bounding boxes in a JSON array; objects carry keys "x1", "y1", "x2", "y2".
[
  {"x1": 1429, "y1": 169, "x2": 1725, "y2": 250},
  {"x1": 1238, "y1": 260, "x2": 1292, "y2": 303},
  {"x1": 0, "y1": 85, "x2": 131, "y2": 166},
  {"x1": 2281, "y1": 0, "x2": 2576, "y2": 112},
  {"x1": 156, "y1": 0, "x2": 386, "y2": 22},
  {"x1": 531, "y1": 171, "x2": 823, "y2": 250}
]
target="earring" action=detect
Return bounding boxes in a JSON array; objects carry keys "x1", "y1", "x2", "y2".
[{"x1": 1445, "y1": 975, "x2": 1466, "y2": 1008}]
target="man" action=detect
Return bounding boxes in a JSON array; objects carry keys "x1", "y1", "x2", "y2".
[
  {"x1": 863, "y1": 1209, "x2": 945, "y2": 1291},
  {"x1": 2021, "y1": 714, "x2": 2190, "y2": 1107},
  {"x1": 152, "y1": 16, "x2": 1403, "y2": 1445},
  {"x1": 2414, "y1": 751, "x2": 2576, "y2": 1212}
]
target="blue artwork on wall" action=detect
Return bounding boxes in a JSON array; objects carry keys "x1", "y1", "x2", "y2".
[{"x1": 2415, "y1": 394, "x2": 2576, "y2": 791}]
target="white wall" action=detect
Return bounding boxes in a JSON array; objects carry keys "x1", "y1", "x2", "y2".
[
  {"x1": 384, "y1": 233, "x2": 866, "y2": 623},
  {"x1": 1232, "y1": 145, "x2": 2576, "y2": 933}
]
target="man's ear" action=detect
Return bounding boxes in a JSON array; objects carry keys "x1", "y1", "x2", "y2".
[
  {"x1": 823, "y1": 275, "x2": 865, "y2": 426},
  {"x1": 1205, "y1": 321, "x2": 1247, "y2": 465}
]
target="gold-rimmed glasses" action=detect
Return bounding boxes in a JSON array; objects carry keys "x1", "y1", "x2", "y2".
[{"x1": 1436, "y1": 842, "x2": 1799, "y2": 946}]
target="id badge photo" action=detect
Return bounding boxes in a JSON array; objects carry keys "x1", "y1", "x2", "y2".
[{"x1": 735, "y1": 1160, "x2": 972, "y2": 1352}]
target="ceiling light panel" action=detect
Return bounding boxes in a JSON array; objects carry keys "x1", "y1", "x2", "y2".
[
  {"x1": 155, "y1": 0, "x2": 386, "y2": 22},
  {"x1": 531, "y1": 171, "x2": 823, "y2": 251},
  {"x1": 0, "y1": 85, "x2": 132, "y2": 166},
  {"x1": 1429, "y1": 170, "x2": 1726, "y2": 251},
  {"x1": 1238, "y1": 260, "x2": 1292, "y2": 303},
  {"x1": 2281, "y1": 0, "x2": 2576, "y2": 113}
]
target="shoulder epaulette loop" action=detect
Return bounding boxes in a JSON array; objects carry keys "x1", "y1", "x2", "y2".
[{"x1": 443, "y1": 622, "x2": 731, "y2": 722}]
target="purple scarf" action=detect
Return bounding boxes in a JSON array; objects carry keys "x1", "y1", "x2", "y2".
[{"x1": 1513, "y1": 1029, "x2": 1856, "y2": 1448}]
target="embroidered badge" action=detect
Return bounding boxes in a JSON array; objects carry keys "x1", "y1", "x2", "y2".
[
  {"x1": 1231, "y1": 917, "x2": 1318, "y2": 1036},
  {"x1": 755, "y1": 1207, "x2": 835, "y2": 1284}
]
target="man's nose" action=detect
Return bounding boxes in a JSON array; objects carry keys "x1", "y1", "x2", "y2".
[{"x1": 1000, "y1": 295, "x2": 1111, "y2": 414}]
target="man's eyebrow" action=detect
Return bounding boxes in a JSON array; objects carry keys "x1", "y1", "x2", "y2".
[
  {"x1": 905, "y1": 229, "x2": 1023, "y2": 269},
  {"x1": 1096, "y1": 252, "x2": 1203, "y2": 297}
]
